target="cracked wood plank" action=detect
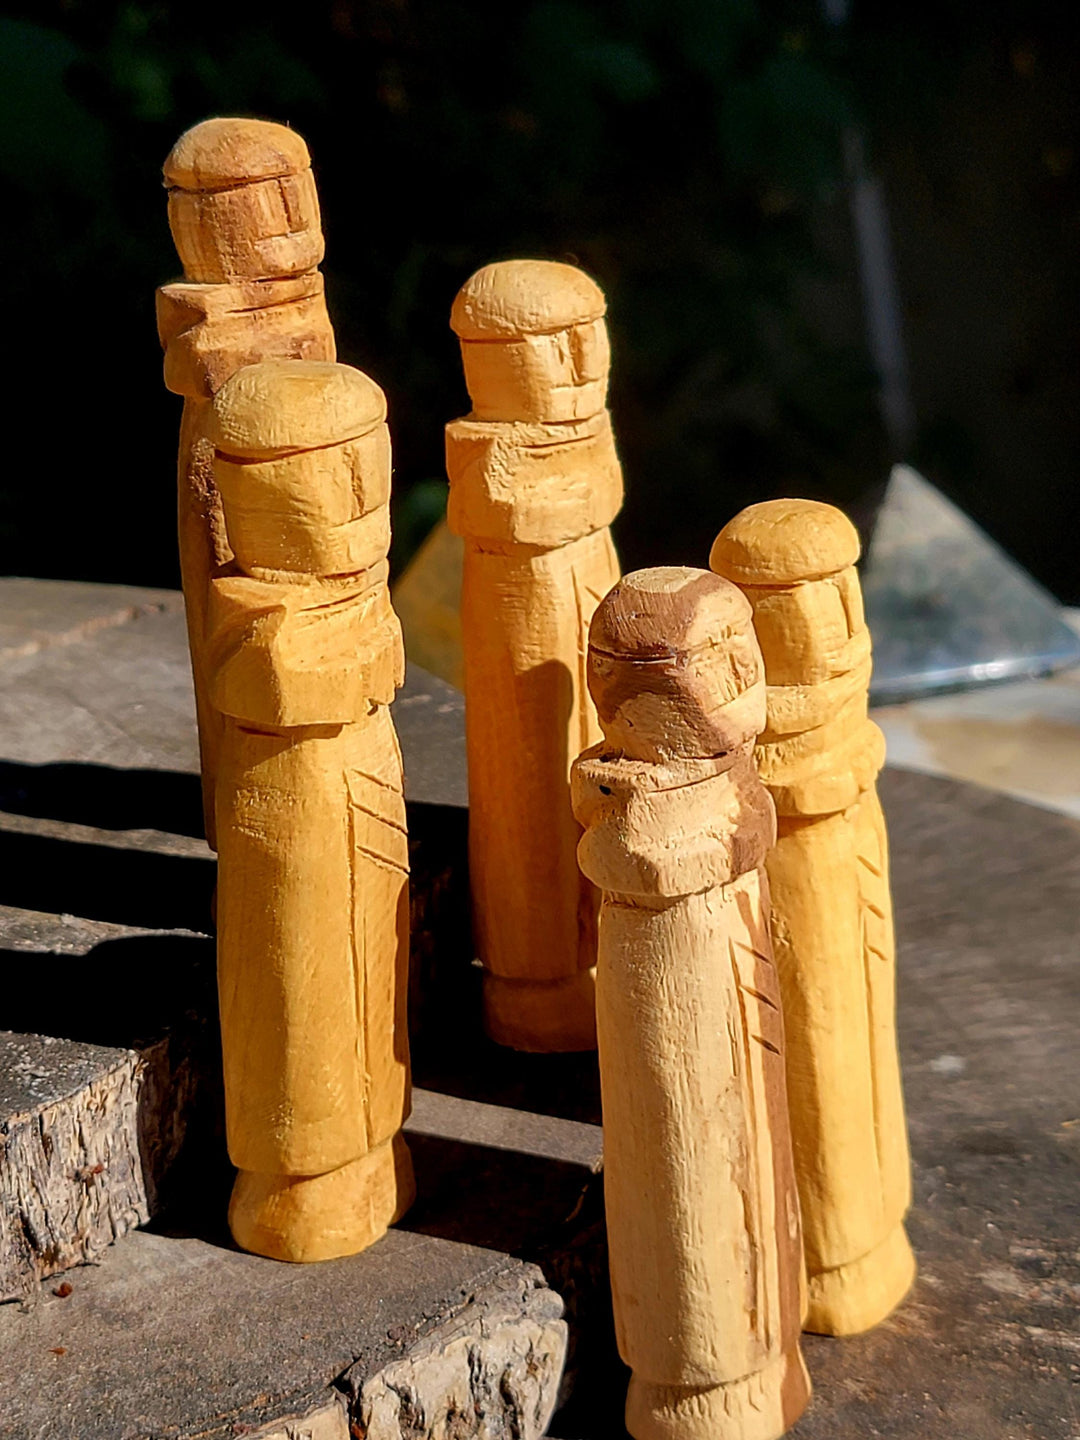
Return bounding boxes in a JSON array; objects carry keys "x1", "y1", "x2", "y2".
[{"x1": 0, "y1": 1030, "x2": 203, "y2": 1303}]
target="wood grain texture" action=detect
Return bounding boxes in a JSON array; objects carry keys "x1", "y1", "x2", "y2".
[
  {"x1": 0, "y1": 1032, "x2": 199, "y2": 1303},
  {"x1": 572, "y1": 568, "x2": 810, "y2": 1440},
  {"x1": 445, "y1": 261, "x2": 623, "y2": 1052},
  {"x1": 712, "y1": 499, "x2": 915, "y2": 1336},
  {"x1": 158, "y1": 118, "x2": 336, "y2": 848},
  {"x1": 206, "y1": 360, "x2": 413, "y2": 1262}
]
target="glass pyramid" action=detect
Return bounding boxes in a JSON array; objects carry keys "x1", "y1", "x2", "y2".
[{"x1": 864, "y1": 466, "x2": 1080, "y2": 704}]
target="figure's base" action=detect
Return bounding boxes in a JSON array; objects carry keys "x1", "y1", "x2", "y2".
[
  {"x1": 482, "y1": 968, "x2": 598, "y2": 1053},
  {"x1": 804, "y1": 1222, "x2": 917, "y2": 1336},
  {"x1": 229, "y1": 1134, "x2": 416, "y2": 1263},
  {"x1": 626, "y1": 1346, "x2": 812, "y2": 1440}
]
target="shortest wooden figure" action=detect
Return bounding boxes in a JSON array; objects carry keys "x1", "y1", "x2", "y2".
[
  {"x1": 572, "y1": 568, "x2": 811, "y2": 1440},
  {"x1": 205, "y1": 359, "x2": 413, "y2": 1262}
]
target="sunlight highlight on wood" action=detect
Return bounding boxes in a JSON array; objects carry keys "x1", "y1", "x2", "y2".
[
  {"x1": 445, "y1": 260, "x2": 623, "y2": 1051},
  {"x1": 158, "y1": 118, "x2": 336, "y2": 847},
  {"x1": 712, "y1": 499, "x2": 916, "y2": 1335},
  {"x1": 206, "y1": 359, "x2": 413, "y2": 1262}
]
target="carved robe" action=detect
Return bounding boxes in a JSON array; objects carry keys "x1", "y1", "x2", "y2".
[{"x1": 206, "y1": 567, "x2": 409, "y2": 1177}]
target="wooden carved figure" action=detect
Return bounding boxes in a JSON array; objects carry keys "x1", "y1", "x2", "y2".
[
  {"x1": 205, "y1": 360, "x2": 413, "y2": 1262},
  {"x1": 446, "y1": 259, "x2": 623, "y2": 1051},
  {"x1": 711, "y1": 499, "x2": 915, "y2": 1335},
  {"x1": 571, "y1": 568, "x2": 811, "y2": 1440},
  {"x1": 158, "y1": 117, "x2": 335, "y2": 845}
]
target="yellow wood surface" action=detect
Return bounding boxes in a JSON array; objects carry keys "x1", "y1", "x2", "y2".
[
  {"x1": 712, "y1": 499, "x2": 915, "y2": 1336},
  {"x1": 572, "y1": 569, "x2": 810, "y2": 1440},
  {"x1": 158, "y1": 118, "x2": 336, "y2": 847},
  {"x1": 206, "y1": 359, "x2": 413, "y2": 1263},
  {"x1": 446, "y1": 260, "x2": 624, "y2": 1051},
  {"x1": 391, "y1": 519, "x2": 465, "y2": 692}
]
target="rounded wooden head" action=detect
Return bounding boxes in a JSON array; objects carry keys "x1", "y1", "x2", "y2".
[
  {"x1": 164, "y1": 117, "x2": 311, "y2": 190},
  {"x1": 164, "y1": 117, "x2": 323, "y2": 283},
  {"x1": 709, "y1": 499, "x2": 860, "y2": 586},
  {"x1": 211, "y1": 361, "x2": 390, "y2": 576},
  {"x1": 588, "y1": 567, "x2": 766, "y2": 760},
  {"x1": 450, "y1": 260, "x2": 606, "y2": 340},
  {"x1": 710, "y1": 500, "x2": 870, "y2": 691},
  {"x1": 211, "y1": 360, "x2": 385, "y2": 459},
  {"x1": 450, "y1": 260, "x2": 609, "y2": 423}
]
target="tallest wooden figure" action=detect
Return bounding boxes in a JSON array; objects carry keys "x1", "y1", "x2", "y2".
[
  {"x1": 446, "y1": 261, "x2": 624, "y2": 1052},
  {"x1": 157, "y1": 118, "x2": 335, "y2": 846}
]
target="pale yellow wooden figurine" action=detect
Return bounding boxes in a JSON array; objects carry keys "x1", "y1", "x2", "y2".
[
  {"x1": 446, "y1": 259, "x2": 624, "y2": 1051},
  {"x1": 711, "y1": 499, "x2": 915, "y2": 1336},
  {"x1": 158, "y1": 117, "x2": 335, "y2": 845},
  {"x1": 572, "y1": 568, "x2": 811, "y2": 1440},
  {"x1": 205, "y1": 360, "x2": 413, "y2": 1263}
]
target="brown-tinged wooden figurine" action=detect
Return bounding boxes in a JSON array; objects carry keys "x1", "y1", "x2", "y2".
[
  {"x1": 204, "y1": 360, "x2": 413, "y2": 1262},
  {"x1": 571, "y1": 568, "x2": 811, "y2": 1440},
  {"x1": 711, "y1": 500, "x2": 915, "y2": 1335},
  {"x1": 157, "y1": 117, "x2": 335, "y2": 846},
  {"x1": 446, "y1": 260, "x2": 623, "y2": 1052}
]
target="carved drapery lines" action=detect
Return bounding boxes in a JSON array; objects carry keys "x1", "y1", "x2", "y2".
[
  {"x1": 205, "y1": 359, "x2": 413, "y2": 1263},
  {"x1": 573, "y1": 567, "x2": 810, "y2": 1440}
]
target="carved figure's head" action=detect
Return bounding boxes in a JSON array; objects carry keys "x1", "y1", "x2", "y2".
[
  {"x1": 210, "y1": 360, "x2": 390, "y2": 578},
  {"x1": 709, "y1": 499, "x2": 866, "y2": 688},
  {"x1": 164, "y1": 118, "x2": 324, "y2": 284},
  {"x1": 587, "y1": 567, "x2": 766, "y2": 762},
  {"x1": 450, "y1": 260, "x2": 610, "y2": 423}
]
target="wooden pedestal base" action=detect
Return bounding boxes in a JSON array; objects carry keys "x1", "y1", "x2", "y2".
[
  {"x1": 228, "y1": 1135, "x2": 415, "y2": 1263},
  {"x1": 805, "y1": 1220, "x2": 917, "y2": 1337},
  {"x1": 626, "y1": 1347, "x2": 812, "y2": 1440},
  {"x1": 482, "y1": 968, "x2": 598, "y2": 1053}
]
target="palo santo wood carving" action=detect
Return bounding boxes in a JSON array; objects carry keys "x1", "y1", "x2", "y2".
[
  {"x1": 445, "y1": 259, "x2": 623, "y2": 1052},
  {"x1": 158, "y1": 118, "x2": 335, "y2": 845},
  {"x1": 711, "y1": 499, "x2": 915, "y2": 1335},
  {"x1": 205, "y1": 360, "x2": 413, "y2": 1262},
  {"x1": 572, "y1": 568, "x2": 811, "y2": 1440}
]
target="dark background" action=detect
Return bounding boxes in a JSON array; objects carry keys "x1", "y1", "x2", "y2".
[{"x1": 0, "y1": 1, "x2": 1076, "y2": 596}]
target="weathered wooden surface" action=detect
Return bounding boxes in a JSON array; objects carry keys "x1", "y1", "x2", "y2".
[
  {"x1": 0, "y1": 1029, "x2": 205, "y2": 1305},
  {"x1": 0, "y1": 898, "x2": 219, "y2": 1303},
  {"x1": 350, "y1": 1266, "x2": 568, "y2": 1438},
  {"x1": 0, "y1": 1082, "x2": 601, "y2": 1440},
  {"x1": 0, "y1": 578, "x2": 183, "y2": 664},
  {"x1": 0, "y1": 583, "x2": 465, "y2": 796}
]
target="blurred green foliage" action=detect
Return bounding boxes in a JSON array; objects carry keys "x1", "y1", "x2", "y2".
[{"x1": 1, "y1": 0, "x2": 892, "y2": 585}]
